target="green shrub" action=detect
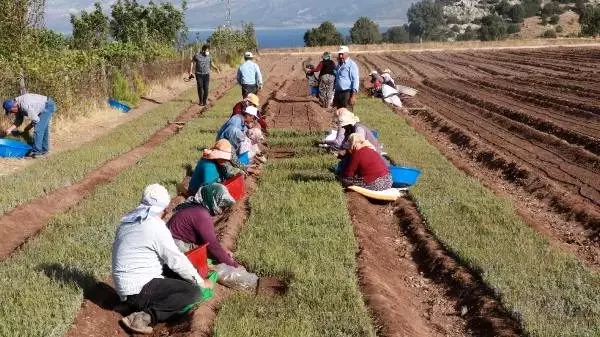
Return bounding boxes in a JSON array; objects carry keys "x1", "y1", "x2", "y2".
[
  {"x1": 133, "y1": 71, "x2": 147, "y2": 97},
  {"x1": 507, "y1": 23, "x2": 521, "y2": 34},
  {"x1": 556, "y1": 25, "x2": 564, "y2": 33},
  {"x1": 111, "y1": 69, "x2": 138, "y2": 106},
  {"x1": 549, "y1": 14, "x2": 560, "y2": 24}
]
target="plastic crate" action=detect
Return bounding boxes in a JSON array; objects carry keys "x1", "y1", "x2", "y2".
[
  {"x1": 389, "y1": 166, "x2": 421, "y2": 187},
  {"x1": 238, "y1": 151, "x2": 250, "y2": 165},
  {"x1": 185, "y1": 243, "x2": 209, "y2": 277},
  {"x1": 107, "y1": 98, "x2": 131, "y2": 113},
  {"x1": 223, "y1": 175, "x2": 245, "y2": 201},
  {"x1": 0, "y1": 139, "x2": 32, "y2": 158}
]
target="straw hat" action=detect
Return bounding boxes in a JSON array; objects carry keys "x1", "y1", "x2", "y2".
[
  {"x1": 203, "y1": 139, "x2": 232, "y2": 160},
  {"x1": 336, "y1": 108, "x2": 360, "y2": 127},
  {"x1": 245, "y1": 93, "x2": 260, "y2": 107}
]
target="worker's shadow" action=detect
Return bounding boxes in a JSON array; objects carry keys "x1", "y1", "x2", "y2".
[
  {"x1": 38, "y1": 263, "x2": 127, "y2": 314},
  {"x1": 288, "y1": 172, "x2": 335, "y2": 183}
]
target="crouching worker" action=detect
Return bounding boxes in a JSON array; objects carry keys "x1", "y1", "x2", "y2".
[
  {"x1": 232, "y1": 93, "x2": 267, "y2": 131},
  {"x1": 112, "y1": 184, "x2": 214, "y2": 334},
  {"x1": 168, "y1": 183, "x2": 239, "y2": 267},
  {"x1": 339, "y1": 134, "x2": 392, "y2": 191},
  {"x1": 2, "y1": 93, "x2": 56, "y2": 158},
  {"x1": 188, "y1": 140, "x2": 242, "y2": 196},
  {"x1": 323, "y1": 108, "x2": 381, "y2": 153}
]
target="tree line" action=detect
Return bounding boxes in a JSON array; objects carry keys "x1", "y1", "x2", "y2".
[{"x1": 304, "y1": 0, "x2": 600, "y2": 46}]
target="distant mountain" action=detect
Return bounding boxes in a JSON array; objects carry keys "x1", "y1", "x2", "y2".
[{"x1": 185, "y1": 0, "x2": 411, "y2": 28}]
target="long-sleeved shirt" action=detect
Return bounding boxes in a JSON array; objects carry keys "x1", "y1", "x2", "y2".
[
  {"x1": 188, "y1": 159, "x2": 222, "y2": 196},
  {"x1": 237, "y1": 60, "x2": 263, "y2": 86},
  {"x1": 324, "y1": 123, "x2": 382, "y2": 153},
  {"x1": 342, "y1": 147, "x2": 390, "y2": 184},
  {"x1": 334, "y1": 58, "x2": 359, "y2": 93},
  {"x1": 167, "y1": 206, "x2": 239, "y2": 267},
  {"x1": 232, "y1": 101, "x2": 267, "y2": 130},
  {"x1": 112, "y1": 215, "x2": 206, "y2": 298},
  {"x1": 216, "y1": 115, "x2": 246, "y2": 153},
  {"x1": 312, "y1": 60, "x2": 336, "y2": 78},
  {"x1": 13, "y1": 93, "x2": 48, "y2": 126}
]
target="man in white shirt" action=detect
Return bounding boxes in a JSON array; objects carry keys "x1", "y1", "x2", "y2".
[{"x1": 112, "y1": 184, "x2": 214, "y2": 334}]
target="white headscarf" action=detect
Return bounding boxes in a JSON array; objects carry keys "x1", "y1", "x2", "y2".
[{"x1": 121, "y1": 184, "x2": 171, "y2": 223}]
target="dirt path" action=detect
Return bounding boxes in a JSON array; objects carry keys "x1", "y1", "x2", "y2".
[
  {"x1": 0, "y1": 79, "x2": 235, "y2": 260},
  {"x1": 348, "y1": 193, "x2": 522, "y2": 337}
]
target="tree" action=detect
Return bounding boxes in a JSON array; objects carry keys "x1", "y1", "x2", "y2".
[
  {"x1": 243, "y1": 22, "x2": 259, "y2": 52},
  {"x1": 521, "y1": 0, "x2": 542, "y2": 17},
  {"x1": 509, "y1": 5, "x2": 525, "y2": 23},
  {"x1": 384, "y1": 25, "x2": 410, "y2": 43},
  {"x1": 541, "y1": 1, "x2": 561, "y2": 19},
  {"x1": 303, "y1": 21, "x2": 344, "y2": 47},
  {"x1": 110, "y1": 0, "x2": 186, "y2": 47},
  {"x1": 456, "y1": 26, "x2": 477, "y2": 41},
  {"x1": 407, "y1": 0, "x2": 444, "y2": 42},
  {"x1": 495, "y1": 0, "x2": 512, "y2": 16},
  {"x1": 549, "y1": 14, "x2": 560, "y2": 24},
  {"x1": 580, "y1": 5, "x2": 600, "y2": 36},
  {"x1": 350, "y1": 17, "x2": 383, "y2": 44},
  {"x1": 479, "y1": 14, "x2": 508, "y2": 40},
  {"x1": 71, "y1": 2, "x2": 110, "y2": 50}
]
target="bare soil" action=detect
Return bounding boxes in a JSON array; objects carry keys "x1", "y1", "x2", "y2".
[{"x1": 355, "y1": 47, "x2": 600, "y2": 270}]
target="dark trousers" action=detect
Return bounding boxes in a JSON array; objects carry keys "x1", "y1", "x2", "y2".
[
  {"x1": 241, "y1": 84, "x2": 258, "y2": 98},
  {"x1": 126, "y1": 278, "x2": 201, "y2": 324},
  {"x1": 333, "y1": 89, "x2": 353, "y2": 110},
  {"x1": 196, "y1": 74, "x2": 210, "y2": 105}
]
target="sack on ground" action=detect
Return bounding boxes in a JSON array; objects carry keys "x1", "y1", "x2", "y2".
[{"x1": 214, "y1": 263, "x2": 259, "y2": 291}]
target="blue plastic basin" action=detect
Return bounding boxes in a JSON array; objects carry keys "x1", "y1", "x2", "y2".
[
  {"x1": 108, "y1": 98, "x2": 131, "y2": 113},
  {"x1": 0, "y1": 139, "x2": 32, "y2": 158},
  {"x1": 238, "y1": 151, "x2": 250, "y2": 165},
  {"x1": 389, "y1": 166, "x2": 421, "y2": 187}
]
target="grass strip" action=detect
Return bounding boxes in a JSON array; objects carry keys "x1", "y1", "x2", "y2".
[
  {"x1": 0, "y1": 82, "x2": 218, "y2": 215},
  {"x1": 0, "y1": 86, "x2": 236, "y2": 337},
  {"x1": 356, "y1": 96, "x2": 600, "y2": 336},
  {"x1": 213, "y1": 131, "x2": 375, "y2": 337}
]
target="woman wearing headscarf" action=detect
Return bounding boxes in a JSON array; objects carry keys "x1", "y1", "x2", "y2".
[
  {"x1": 112, "y1": 184, "x2": 213, "y2": 334},
  {"x1": 339, "y1": 134, "x2": 392, "y2": 191},
  {"x1": 322, "y1": 108, "x2": 381, "y2": 153},
  {"x1": 307, "y1": 52, "x2": 336, "y2": 108},
  {"x1": 188, "y1": 139, "x2": 242, "y2": 196},
  {"x1": 168, "y1": 183, "x2": 239, "y2": 267}
]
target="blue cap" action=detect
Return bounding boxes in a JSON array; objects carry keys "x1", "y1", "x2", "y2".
[{"x1": 3, "y1": 99, "x2": 15, "y2": 114}]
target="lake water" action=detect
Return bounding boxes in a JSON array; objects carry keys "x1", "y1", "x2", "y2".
[{"x1": 192, "y1": 26, "x2": 354, "y2": 49}]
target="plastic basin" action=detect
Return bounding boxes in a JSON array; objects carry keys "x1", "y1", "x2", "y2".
[
  {"x1": 186, "y1": 244, "x2": 209, "y2": 277},
  {"x1": 107, "y1": 98, "x2": 131, "y2": 113},
  {"x1": 389, "y1": 166, "x2": 421, "y2": 187},
  {"x1": 223, "y1": 175, "x2": 245, "y2": 201},
  {"x1": 0, "y1": 139, "x2": 32, "y2": 158},
  {"x1": 238, "y1": 151, "x2": 250, "y2": 165},
  {"x1": 372, "y1": 130, "x2": 379, "y2": 139}
]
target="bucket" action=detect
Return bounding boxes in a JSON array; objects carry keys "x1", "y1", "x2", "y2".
[
  {"x1": 238, "y1": 151, "x2": 250, "y2": 165},
  {"x1": 389, "y1": 166, "x2": 421, "y2": 187},
  {"x1": 185, "y1": 243, "x2": 210, "y2": 277},
  {"x1": 223, "y1": 175, "x2": 245, "y2": 201},
  {"x1": 0, "y1": 139, "x2": 32, "y2": 158},
  {"x1": 107, "y1": 98, "x2": 131, "y2": 113}
]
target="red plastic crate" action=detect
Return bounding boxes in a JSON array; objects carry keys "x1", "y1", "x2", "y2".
[
  {"x1": 185, "y1": 243, "x2": 209, "y2": 278},
  {"x1": 222, "y1": 175, "x2": 245, "y2": 201}
]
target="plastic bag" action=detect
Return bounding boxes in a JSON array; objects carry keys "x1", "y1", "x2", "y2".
[{"x1": 214, "y1": 263, "x2": 258, "y2": 291}]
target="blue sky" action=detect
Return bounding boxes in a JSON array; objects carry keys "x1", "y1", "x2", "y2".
[{"x1": 46, "y1": 0, "x2": 410, "y2": 33}]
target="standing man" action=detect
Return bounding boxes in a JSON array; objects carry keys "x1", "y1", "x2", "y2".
[
  {"x1": 333, "y1": 46, "x2": 360, "y2": 110},
  {"x1": 237, "y1": 51, "x2": 263, "y2": 98},
  {"x1": 190, "y1": 45, "x2": 213, "y2": 106},
  {"x1": 3, "y1": 93, "x2": 56, "y2": 158}
]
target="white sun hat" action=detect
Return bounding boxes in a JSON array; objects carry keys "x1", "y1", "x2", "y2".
[
  {"x1": 244, "y1": 51, "x2": 254, "y2": 58},
  {"x1": 337, "y1": 45, "x2": 349, "y2": 53},
  {"x1": 244, "y1": 105, "x2": 259, "y2": 118}
]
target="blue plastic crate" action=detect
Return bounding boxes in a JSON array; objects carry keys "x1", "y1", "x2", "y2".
[
  {"x1": 389, "y1": 166, "x2": 421, "y2": 187},
  {"x1": 0, "y1": 139, "x2": 32, "y2": 158},
  {"x1": 107, "y1": 98, "x2": 131, "y2": 113},
  {"x1": 238, "y1": 151, "x2": 250, "y2": 165}
]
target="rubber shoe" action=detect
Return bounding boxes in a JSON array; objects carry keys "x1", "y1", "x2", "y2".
[{"x1": 121, "y1": 311, "x2": 153, "y2": 334}]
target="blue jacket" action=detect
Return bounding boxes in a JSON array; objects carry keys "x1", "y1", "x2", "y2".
[
  {"x1": 188, "y1": 159, "x2": 222, "y2": 195},
  {"x1": 216, "y1": 115, "x2": 246, "y2": 152}
]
